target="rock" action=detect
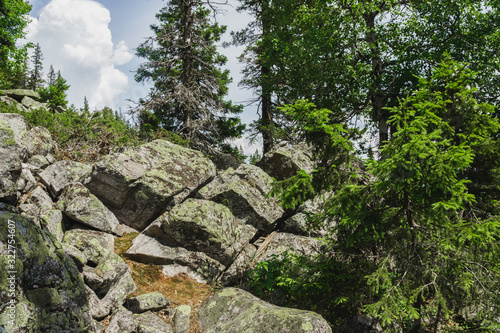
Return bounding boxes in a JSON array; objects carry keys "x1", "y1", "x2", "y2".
[
  {"x1": 114, "y1": 223, "x2": 139, "y2": 237},
  {"x1": 0, "y1": 204, "x2": 96, "y2": 332},
  {"x1": 86, "y1": 139, "x2": 216, "y2": 231},
  {"x1": 104, "y1": 308, "x2": 137, "y2": 333},
  {"x1": 254, "y1": 232, "x2": 323, "y2": 265},
  {"x1": 40, "y1": 209, "x2": 65, "y2": 242},
  {"x1": 0, "y1": 89, "x2": 41, "y2": 102},
  {"x1": 159, "y1": 198, "x2": 256, "y2": 265},
  {"x1": 162, "y1": 264, "x2": 208, "y2": 284},
  {"x1": 62, "y1": 229, "x2": 114, "y2": 265},
  {"x1": 39, "y1": 160, "x2": 93, "y2": 198},
  {"x1": 197, "y1": 164, "x2": 283, "y2": 230},
  {"x1": 57, "y1": 182, "x2": 119, "y2": 233},
  {"x1": 54, "y1": 105, "x2": 66, "y2": 113},
  {"x1": 125, "y1": 292, "x2": 170, "y2": 313},
  {"x1": 0, "y1": 113, "x2": 29, "y2": 159},
  {"x1": 91, "y1": 270, "x2": 136, "y2": 319},
  {"x1": 27, "y1": 126, "x2": 55, "y2": 157},
  {"x1": 134, "y1": 311, "x2": 174, "y2": 333},
  {"x1": 0, "y1": 118, "x2": 23, "y2": 203},
  {"x1": 257, "y1": 141, "x2": 314, "y2": 180},
  {"x1": 27, "y1": 154, "x2": 50, "y2": 169},
  {"x1": 126, "y1": 233, "x2": 224, "y2": 283},
  {"x1": 18, "y1": 186, "x2": 53, "y2": 223},
  {"x1": 174, "y1": 305, "x2": 191, "y2": 333},
  {"x1": 198, "y1": 288, "x2": 332, "y2": 333},
  {"x1": 83, "y1": 265, "x2": 105, "y2": 290},
  {"x1": 104, "y1": 308, "x2": 174, "y2": 333},
  {"x1": 91, "y1": 252, "x2": 130, "y2": 296},
  {"x1": 62, "y1": 243, "x2": 88, "y2": 269},
  {"x1": 21, "y1": 96, "x2": 46, "y2": 110},
  {"x1": 0, "y1": 95, "x2": 27, "y2": 112},
  {"x1": 16, "y1": 167, "x2": 37, "y2": 194},
  {"x1": 219, "y1": 243, "x2": 257, "y2": 286}
]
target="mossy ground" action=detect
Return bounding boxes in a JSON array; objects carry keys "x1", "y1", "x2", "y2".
[{"x1": 113, "y1": 232, "x2": 215, "y2": 333}]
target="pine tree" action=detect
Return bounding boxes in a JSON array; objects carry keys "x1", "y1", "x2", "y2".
[
  {"x1": 27, "y1": 43, "x2": 44, "y2": 90},
  {"x1": 135, "y1": 0, "x2": 245, "y2": 149},
  {"x1": 46, "y1": 65, "x2": 56, "y2": 87},
  {"x1": 83, "y1": 96, "x2": 89, "y2": 113}
]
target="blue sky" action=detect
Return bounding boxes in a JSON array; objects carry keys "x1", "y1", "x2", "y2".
[{"x1": 26, "y1": 0, "x2": 259, "y2": 153}]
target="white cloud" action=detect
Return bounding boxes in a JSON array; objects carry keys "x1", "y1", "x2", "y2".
[{"x1": 26, "y1": 0, "x2": 133, "y2": 109}]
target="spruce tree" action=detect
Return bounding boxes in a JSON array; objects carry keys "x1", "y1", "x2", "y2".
[
  {"x1": 27, "y1": 43, "x2": 44, "y2": 90},
  {"x1": 273, "y1": 58, "x2": 500, "y2": 331},
  {"x1": 135, "y1": 0, "x2": 245, "y2": 149}
]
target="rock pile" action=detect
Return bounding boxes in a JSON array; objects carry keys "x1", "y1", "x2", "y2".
[{"x1": 0, "y1": 101, "x2": 334, "y2": 332}]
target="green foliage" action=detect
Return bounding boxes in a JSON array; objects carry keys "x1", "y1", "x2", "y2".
[
  {"x1": 37, "y1": 70, "x2": 70, "y2": 110},
  {"x1": 267, "y1": 58, "x2": 500, "y2": 331},
  {"x1": 248, "y1": 149, "x2": 261, "y2": 165},
  {"x1": 236, "y1": 0, "x2": 500, "y2": 148},
  {"x1": 0, "y1": 0, "x2": 32, "y2": 88},
  {"x1": 0, "y1": 104, "x2": 143, "y2": 162},
  {"x1": 269, "y1": 99, "x2": 354, "y2": 210},
  {"x1": 135, "y1": 0, "x2": 245, "y2": 149},
  {"x1": 248, "y1": 251, "x2": 374, "y2": 327}
]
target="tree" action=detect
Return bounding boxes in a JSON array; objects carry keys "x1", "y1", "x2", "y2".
[
  {"x1": 273, "y1": 59, "x2": 500, "y2": 331},
  {"x1": 46, "y1": 65, "x2": 57, "y2": 86},
  {"x1": 135, "y1": 0, "x2": 245, "y2": 149},
  {"x1": 236, "y1": 0, "x2": 500, "y2": 150},
  {"x1": 231, "y1": 0, "x2": 277, "y2": 154},
  {"x1": 0, "y1": 0, "x2": 32, "y2": 88},
  {"x1": 27, "y1": 43, "x2": 44, "y2": 90},
  {"x1": 38, "y1": 70, "x2": 70, "y2": 111},
  {"x1": 82, "y1": 96, "x2": 89, "y2": 113}
]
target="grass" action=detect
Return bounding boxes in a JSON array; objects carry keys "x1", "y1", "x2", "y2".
[{"x1": 114, "y1": 232, "x2": 215, "y2": 333}]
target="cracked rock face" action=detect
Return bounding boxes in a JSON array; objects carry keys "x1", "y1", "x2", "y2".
[
  {"x1": 196, "y1": 164, "x2": 284, "y2": 230},
  {"x1": 158, "y1": 198, "x2": 256, "y2": 266},
  {"x1": 86, "y1": 139, "x2": 216, "y2": 231}
]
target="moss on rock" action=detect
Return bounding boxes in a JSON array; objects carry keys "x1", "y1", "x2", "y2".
[
  {"x1": 0, "y1": 203, "x2": 96, "y2": 332},
  {"x1": 198, "y1": 288, "x2": 332, "y2": 333}
]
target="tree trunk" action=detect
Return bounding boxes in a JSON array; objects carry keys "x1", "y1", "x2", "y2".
[
  {"x1": 181, "y1": 0, "x2": 194, "y2": 138},
  {"x1": 364, "y1": 10, "x2": 388, "y2": 150},
  {"x1": 260, "y1": 0, "x2": 274, "y2": 155}
]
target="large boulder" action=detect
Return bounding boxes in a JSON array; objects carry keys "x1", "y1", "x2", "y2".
[
  {"x1": 56, "y1": 182, "x2": 119, "y2": 233},
  {"x1": 104, "y1": 308, "x2": 173, "y2": 333},
  {"x1": 0, "y1": 89, "x2": 41, "y2": 102},
  {"x1": 257, "y1": 141, "x2": 314, "y2": 180},
  {"x1": 39, "y1": 160, "x2": 93, "y2": 198},
  {"x1": 253, "y1": 232, "x2": 323, "y2": 265},
  {"x1": 198, "y1": 288, "x2": 332, "y2": 333},
  {"x1": 196, "y1": 164, "x2": 283, "y2": 230},
  {"x1": 0, "y1": 204, "x2": 97, "y2": 332},
  {"x1": 18, "y1": 186, "x2": 54, "y2": 226},
  {"x1": 0, "y1": 117, "x2": 23, "y2": 203},
  {"x1": 126, "y1": 233, "x2": 224, "y2": 283},
  {"x1": 158, "y1": 198, "x2": 256, "y2": 265},
  {"x1": 86, "y1": 139, "x2": 216, "y2": 231},
  {"x1": 27, "y1": 126, "x2": 55, "y2": 157},
  {"x1": 0, "y1": 113, "x2": 29, "y2": 160},
  {"x1": 62, "y1": 229, "x2": 114, "y2": 265},
  {"x1": 21, "y1": 96, "x2": 46, "y2": 111},
  {"x1": 0, "y1": 95, "x2": 28, "y2": 113}
]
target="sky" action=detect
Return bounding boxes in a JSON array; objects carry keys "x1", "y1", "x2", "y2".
[{"x1": 25, "y1": 0, "x2": 260, "y2": 154}]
